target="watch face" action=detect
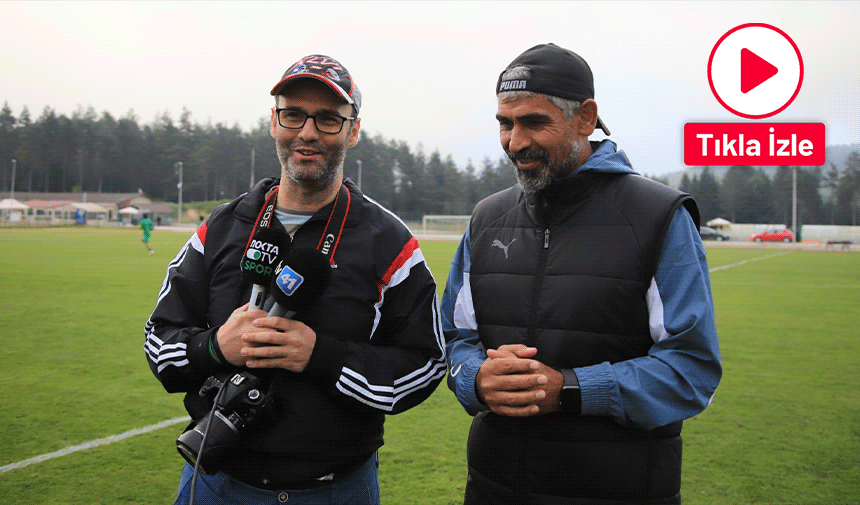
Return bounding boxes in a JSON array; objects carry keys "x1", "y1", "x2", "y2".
[
  {"x1": 559, "y1": 370, "x2": 581, "y2": 413},
  {"x1": 560, "y1": 386, "x2": 581, "y2": 413}
]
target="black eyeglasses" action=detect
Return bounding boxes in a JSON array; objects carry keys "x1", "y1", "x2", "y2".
[{"x1": 275, "y1": 109, "x2": 355, "y2": 134}]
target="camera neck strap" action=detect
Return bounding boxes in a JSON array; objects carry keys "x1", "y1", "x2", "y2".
[
  {"x1": 245, "y1": 182, "x2": 352, "y2": 265},
  {"x1": 315, "y1": 183, "x2": 351, "y2": 265},
  {"x1": 241, "y1": 185, "x2": 281, "y2": 261}
]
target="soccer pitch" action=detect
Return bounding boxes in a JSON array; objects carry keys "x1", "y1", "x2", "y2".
[{"x1": 0, "y1": 228, "x2": 858, "y2": 504}]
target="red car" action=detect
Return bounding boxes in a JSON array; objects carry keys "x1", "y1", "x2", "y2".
[{"x1": 750, "y1": 228, "x2": 794, "y2": 243}]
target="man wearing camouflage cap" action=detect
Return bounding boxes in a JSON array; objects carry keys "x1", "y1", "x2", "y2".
[{"x1": 146, "y1": 54, "x2": 446, "y2": 505}]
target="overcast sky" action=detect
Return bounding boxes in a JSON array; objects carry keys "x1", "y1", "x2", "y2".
[{"x1": 2, "y1": 1, "x2": 859, "y2": 176}]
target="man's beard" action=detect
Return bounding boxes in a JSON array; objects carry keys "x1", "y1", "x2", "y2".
[
  {"x1": 275, "y1": 137, "x2": 347, "y2": 191},
  {"x1": 507, "y1": 139, "x2": 582, "y2": 195}
]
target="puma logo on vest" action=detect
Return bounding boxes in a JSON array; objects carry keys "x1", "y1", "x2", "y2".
[{"x1": 492, "y1": 238, "x2": 516, "y2": 258}]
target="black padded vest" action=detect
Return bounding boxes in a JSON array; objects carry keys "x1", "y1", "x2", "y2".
[{"x1": 466, "y1": 172, "x2": 699, "y2": 504}]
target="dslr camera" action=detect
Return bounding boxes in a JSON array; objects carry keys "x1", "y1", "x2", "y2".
[{"x1": 176, "y1": 370, "x2": 276, "y2": 474}]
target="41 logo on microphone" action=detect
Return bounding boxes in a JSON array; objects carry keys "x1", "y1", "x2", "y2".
[{"x1": 276, "y1": 266, "x2": 305, "y2": 296}]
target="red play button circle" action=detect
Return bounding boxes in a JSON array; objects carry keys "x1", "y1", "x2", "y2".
[
  {"x1": 708, "y1": 23, "x2": 803, "y2": 119},
  {"x1": 740, "y1": 48, "x2": 778, "y2": 93}
]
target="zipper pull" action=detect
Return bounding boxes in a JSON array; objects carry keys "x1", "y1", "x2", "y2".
[{"x1": 544, "y1": 228, "x2": 550, "y2": 248}]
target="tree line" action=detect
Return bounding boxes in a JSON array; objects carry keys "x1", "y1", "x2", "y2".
[
  {"x1": 680, "y1": 158, "x2": 860, "y2": 227},
  {"x1": 0, "y1": 102, "x2": 517, "y2": 221},
  {"x1": 2, "y1": 102, "x2": 859, "y2": 225}
]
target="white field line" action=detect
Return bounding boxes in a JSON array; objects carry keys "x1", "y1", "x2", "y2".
[
  {"x1": 0, "y1": 253, "x2": 788, "y2": 475},
  {"x1": 708, "y1": 252, "x2": 860, "y2": 288},
  {"x1": 0, "y1": 415, "x2": 189, "y2": 474},
  {"x1": 708, "y1": 252, "x2": 787, "y2": 273}
]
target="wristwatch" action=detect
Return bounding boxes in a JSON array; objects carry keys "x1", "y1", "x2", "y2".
[{"x1": 558, "y1": 368, "x2": 581, "y2": 414}]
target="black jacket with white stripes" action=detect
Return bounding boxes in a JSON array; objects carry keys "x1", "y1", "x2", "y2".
[{"x1": 144, "y1": 177, "x2": 445, "y2": 488}]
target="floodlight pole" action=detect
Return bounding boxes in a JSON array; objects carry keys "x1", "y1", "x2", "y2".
[
  {"x1": 10, "y1": 158, "x2": 16, "y2": 199},
  {"x1": 356, "y1": 159, "x2": 362, "y2": 190},
  {"x1": 250, "y1": 148, "x2": 256, "y2": 190},
  {"x1": 792, "y1": 166, "x2": 797, "y2": 242},
  {"x1": 176, "y1": 161, "x2": 183, "y2": 225}
]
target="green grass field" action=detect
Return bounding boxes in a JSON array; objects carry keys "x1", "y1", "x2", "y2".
[{"x1": 0, "y1": 228, "x2": 858, "y2": 504}]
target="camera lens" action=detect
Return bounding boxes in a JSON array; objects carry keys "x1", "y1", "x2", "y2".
[
  {"x1": 176, "y1": 411, "x2": 243, "y2": 474},
  {"x1": 176, "y1": 423, "x2": 205, "y2": 468}
]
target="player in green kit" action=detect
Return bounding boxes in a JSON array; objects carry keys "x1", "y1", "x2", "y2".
[{"x1": 140, "y1": 213, "x2": 154, "y2": 255}]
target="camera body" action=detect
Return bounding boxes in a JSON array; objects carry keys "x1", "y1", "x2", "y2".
[{"x1": 176, "y1": 370, "x2": 275, "y2": 474}]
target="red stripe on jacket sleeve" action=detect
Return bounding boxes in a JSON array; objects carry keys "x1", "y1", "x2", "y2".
[
  {"x1": 380, "y1": 236, "x2": 420, "y2": 288},
  {"x1": 196, "y1": 221, "x2": 207, "y2": 245}
]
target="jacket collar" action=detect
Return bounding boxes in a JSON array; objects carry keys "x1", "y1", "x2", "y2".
[
  {"x1": 523, "y1": 140, "x2": 635, "y2": 223},
  {"x1": 234, "y1": 177, "x2": 363, "y2": 229}
]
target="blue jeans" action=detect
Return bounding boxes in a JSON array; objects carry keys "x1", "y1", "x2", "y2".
[{"x1": 173, "y1": 453, "x2": 379, "y2": 505}]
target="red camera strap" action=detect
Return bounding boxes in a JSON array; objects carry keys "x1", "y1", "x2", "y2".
[
  {"x1": 244, "y1": 183, "x2": 351, "y2": 264},
  {"x1": 316, "y1": 184, "x2": 351, "y2": 265}
]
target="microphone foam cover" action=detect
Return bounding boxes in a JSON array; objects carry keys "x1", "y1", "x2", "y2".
[
  {"x1": 270, "y1": 248, "x2": 331, "y2": 314},
  {"x1": 241, "y1": 227, "x2": 288, "y2": 285}
]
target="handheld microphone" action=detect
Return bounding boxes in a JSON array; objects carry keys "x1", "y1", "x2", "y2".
[
  {"x1": 241, "y1": 227, "x2": 288, "y2": 311},
  {"x1": 267, "y1": 248, "x2": 331, "y2": 318}
]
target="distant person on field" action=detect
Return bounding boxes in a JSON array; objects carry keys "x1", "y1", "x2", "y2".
[
  {"x1": 442, "y1": 43, "x2": 722, "y2": 504},
  {"x1": 140, "y1": 213, "x2": 154, "y2": 255},
  {"x1": 144, "y1": 54, "x2": 445, "y2": 505}
]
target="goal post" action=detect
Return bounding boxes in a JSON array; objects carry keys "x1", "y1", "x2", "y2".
[{"x1": 421, "y1": 215, "x2": 472, "y2": 236}]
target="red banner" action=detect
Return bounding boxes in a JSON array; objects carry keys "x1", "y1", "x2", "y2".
[{"x1": 684, "y1": 123, "x2": 825, "y2": 165}]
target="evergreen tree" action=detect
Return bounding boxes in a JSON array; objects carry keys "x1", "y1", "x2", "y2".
[
  {"x1": 0, "y1": 102, "x2": 18, "y2": 192},
  {"x1": 94, "y1": 111, "x2": 118, "y2": 193},
  {"x1": 836, "y1": 151, "x2": 860, "y2": 225},
  {"x1": 15, "y1": 107, "x2": 37, "y2": 193},
  {"x1": 823, "y1": 162, "x2": 840, "y2": 224},
  {"x1": 697, "y1": 167, "x2": 721, "y2": 223},
  {"x1": 797, "y1": 167, "x2": 823, "y2": 225},
  {"x1": 747, "y1": 169, "x2": 774, "y2": 224},
  {"x1": 720, "y1": 165, "x2": 754, "y2": 222},
  {"x1": 679, "y1": 172, "x2": 691, "y2": 193},
  {"x1": 772, "y1": 166, "x2": 793, "y2": 224}
]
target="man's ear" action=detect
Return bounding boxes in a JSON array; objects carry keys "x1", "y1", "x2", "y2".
[
  {"x1": 575, "y1": 99, "x2": 598, "y2": 137},
  {"x1": 347, "y1": 117, "x2": 361, "y2": 148},
  {"x1": 269, "y1": 107, "x2": 278, "y2": 138}
]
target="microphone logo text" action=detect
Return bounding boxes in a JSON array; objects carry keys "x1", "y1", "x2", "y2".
[
  {"x1": 276, "y1": 266, "x2": 305, "y2": 296},
  {"x1": 243, "y1": 260, "x2": 273, "y2": 277},
  {"x1": 246, "y1": 240, "x2": 281, "y2": 265}
]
